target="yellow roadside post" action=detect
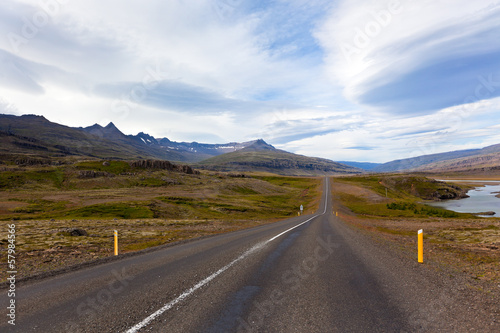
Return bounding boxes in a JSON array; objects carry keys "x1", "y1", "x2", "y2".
[
  {"x1": 418, "y1": 229, "x2": 423, "y2": 263},
  {"x1": 114, "y1": 230, "x2": 118, "y2": 256}
]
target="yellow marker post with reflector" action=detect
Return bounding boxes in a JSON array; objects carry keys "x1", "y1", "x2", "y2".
[
  {"x1": 114, "y1": 230, "x2": 118, "y2": 256},
  {"x1": 418, "y1": 229, "x2": 423, "y2": 263}
]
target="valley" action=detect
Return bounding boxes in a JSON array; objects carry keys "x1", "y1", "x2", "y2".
[
  {"x1": 0, "y1": 161, "x2": 321, "y2": 282},
  {"x1": 2, "y1": 3, "x2": 499, "y2": 330},
  {"x1": 0, "y1": 113, "x2": 499, "y2": 314},
  {"x1": 332, "y1": 175, "x2": 500, "y2": 292}
]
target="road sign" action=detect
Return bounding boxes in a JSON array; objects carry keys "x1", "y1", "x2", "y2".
[{"x1": 300, "y1": 205, "x2": 303, "y2": 211}]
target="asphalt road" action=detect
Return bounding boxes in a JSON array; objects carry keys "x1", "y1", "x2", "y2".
[{"x1": 1, "y1": 178, "x2": 498, "y2": 332}]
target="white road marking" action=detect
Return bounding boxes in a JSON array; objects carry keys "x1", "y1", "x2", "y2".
[
  {"x1": 125, "y1": 178, "x2": 330, "y2": 333},
  {"x1": 267, "y1": 215, "x2": 318, "y2": 242},
  {"x1": 124, "y1": 243, "x2": 265, "y2": 333}
]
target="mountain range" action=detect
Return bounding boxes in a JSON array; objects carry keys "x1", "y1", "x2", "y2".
[
  {"x1": 0, "y1": 114, "x2": 258, "y2": 162},
  {"x1": 197, "y1": 140, "x2": 358, "y2": 175},
  {"x1": 1, "y1": 114, "x2": 499, "y2": 174},
  {"x1": 371, "y1": 144, "x2": 500, "y2": 173},
  {"x1": 0, "y1": 114, "x2": 360, "y2": 175}
]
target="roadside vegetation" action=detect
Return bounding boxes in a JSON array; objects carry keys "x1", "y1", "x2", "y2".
[
  {"x1": 333, "y1": 174, "x2": 500, "y2": 291},
  {"x1": 0, "y1": 161, "x2": 321, "y2": 282},
  {"x1": 335, "y1": 174, "x2": 474, "y2": 218}
]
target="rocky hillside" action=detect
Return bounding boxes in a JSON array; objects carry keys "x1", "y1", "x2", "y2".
[
  {"x1": 197, "y1": 140, "x2": 362, "y2": 176},
  {"x1": 0, "y1": 114, "x2": 267, "y2": 162},
  {"x1": 0, "y1": 114, "x2": 183, "y2": 161},
  {"x1": 0, "y1": 114, "x2": 360, "y2": 175},
  {"x1": 373, "y1": 144, "x2": 500, "y2": 172},
  {"x1": 380, "y1": 176, "x2": 469, "y2": 201},
  {"x1": 413, "y1": 151, "x2": 500, "y2": 173}
]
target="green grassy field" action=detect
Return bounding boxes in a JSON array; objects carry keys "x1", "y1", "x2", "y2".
[
  {"x1": 333, "y1": 175, "x2": 500, "y2": 288},
  {"x1": 335, "y1": 174, "x2": 474, "y2": 218},
  {"x1": 0, "y1": 162, "x2": 322, "y2": 281},
  {"x1": 0, "y1": 163, "x2": 320, "y2": 221}
]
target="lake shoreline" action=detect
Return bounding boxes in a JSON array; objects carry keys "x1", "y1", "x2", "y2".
[{"x1": 429, "y1": 179, "x2": 500, "y2": 217}]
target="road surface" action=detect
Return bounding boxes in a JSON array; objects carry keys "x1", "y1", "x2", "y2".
[{"x1": 1, "y1": 178, "x2": 498, "y2": 332}]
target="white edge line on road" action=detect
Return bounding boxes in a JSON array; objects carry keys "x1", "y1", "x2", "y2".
[
  {"x1": 267, "y1": 214, "x2": 318, "y2": 242},
  {"x1": 125, "y1": 178, "x2": 329, "y2": 333},
  {"x1": 124, "y1": 242, "x2": 265, "y2": 333},
  {"x1": 125, "y1": 216, "x2": 317, "y2": 333}
]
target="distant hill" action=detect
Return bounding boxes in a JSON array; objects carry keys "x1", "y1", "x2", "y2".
[
  {"x1": 0, "y1": 114, "x2": 159, "y2": 160},
  {"x1": 337, "y1": 161, "x2": 381, "y2": 171},
  {"x1": 0, "y1": 114, "x2": 258, "y2": 162},
  {"x1": 1, "y1": 114, "x2": 359, "y2": 176},
  {"x1": 413, "y1": 145, "x2": 500, "y2": 173},
  {"x1": 373, "y1": 144, "x2": 500, "y2": 172},
  {"x1": 196, "y1": 140, "x2": 362, "y2": 176},
  {"x1": 6, "y1": 113, "x2": 495, "y2": 175},
  {"x1": 129, "y1": 132, "x2": 259, "y2": 162},
  {"x1": 79, "y1": 122, "x2": 259, "y2": 162}
]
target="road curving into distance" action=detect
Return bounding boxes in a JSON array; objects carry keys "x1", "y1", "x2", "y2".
[{"x1": 1, "y1": 177, "x2": 498, "y2": 332}]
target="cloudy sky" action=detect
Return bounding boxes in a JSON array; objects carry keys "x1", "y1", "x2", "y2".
[{"x1": 1, "y1": 0, "x2": 500, "y2": 163}]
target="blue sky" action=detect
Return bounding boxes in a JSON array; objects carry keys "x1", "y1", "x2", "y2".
[{"x1": 1, "y1": 0, "x2": 500, "y2": 162}]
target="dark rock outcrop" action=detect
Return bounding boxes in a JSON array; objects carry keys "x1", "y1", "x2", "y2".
[
  {"x1": 78, "y1": 170, "x2": 114, "y2": 178},
  {"x1": 226, "y1": 159, "x2": 354, "y2": 173},
  {"x1": 15, "y1": 158, "x2": 53, "y2": 166},
  {"x1": 474, "y1": 211, "x2": 496, "y2": 216},
  {"x1": 58, "y1": 228, "x2": 88, "y2": 236},
  {"x1": 129, "y1": 160, "x2": 199, "y2": 174},
  {"x1": 380, "y1": 176, "x2": 469, "y2": 201}
]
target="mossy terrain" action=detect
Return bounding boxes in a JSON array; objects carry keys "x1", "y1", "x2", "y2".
[
  {"x1": 196, "y1": 146, "x2": 360, "y2": 175},
  {"x1": 0, "y1": 168, "x2": 66, "y2": 189},
  {"x1": 340, "y1": 175, "x2": 470, "y2": 200},
  {"x1": 0, "y1": 162, "x2": 320, "y2": 221},
  {"x1": 75, "y1": 160, "x2": 132, "y2": 174},
  {"x1": 333, "y1": 175, "x2": 500, "y2": 288},
  {"x1": 0, "y1": 161, "x2": 322, "y2": 281},
  {"x1": 336, "y1": 175, "x2": 473, "y2": 219},
  {"x1": 380, "y1": 175, "x2": 470, "y2": 200}
]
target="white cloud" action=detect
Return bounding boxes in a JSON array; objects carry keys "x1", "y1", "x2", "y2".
[
  {"x1": 315, "y1": 0, "x2": 500, "y2": 112},
  {"x1": 279, "y1": 97, "x2": 500, "y2": 163},
  {"x1": 0, "y1": 0, "x2": 499, "y2": 163},
  {"x1": 0, "y1": 0, "x2": 334, "y2": 111}
]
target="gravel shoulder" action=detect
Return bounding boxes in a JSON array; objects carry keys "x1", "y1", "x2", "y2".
[
  {"x1": 335, "y1": 211, "x2": 500, "y2": 332},
  {"x1": 331, "y1": 179, "x2": 500, "y2": 331},
  {"x1": 1, "y1": 177, "x2": 498, "y2": 332}
]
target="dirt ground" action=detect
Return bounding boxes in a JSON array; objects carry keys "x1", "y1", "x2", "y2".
[
  {"x1": 0, "y1": 218, "x2": 280, "y2": 283},
  {"x1": 331, "y1": 180, "x2": 500, "y2": 293},
  {"x1": 2, "y1": 175, "x2": 499, "y2": 296},
  {"x1": 0, "y1": 173, "x2": 321, "y2": 283}
]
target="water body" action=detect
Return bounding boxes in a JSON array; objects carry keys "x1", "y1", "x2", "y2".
[{"x1": 429, "y1": 180, "x2": 500, "y2": 217}]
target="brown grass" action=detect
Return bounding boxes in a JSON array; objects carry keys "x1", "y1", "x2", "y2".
[
  {"x1": 0, "y1": 167, "x2": 322, "y2": 282},
  {"x1": 331, "y1": 179, "x2": 500, "y2": 290}
]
